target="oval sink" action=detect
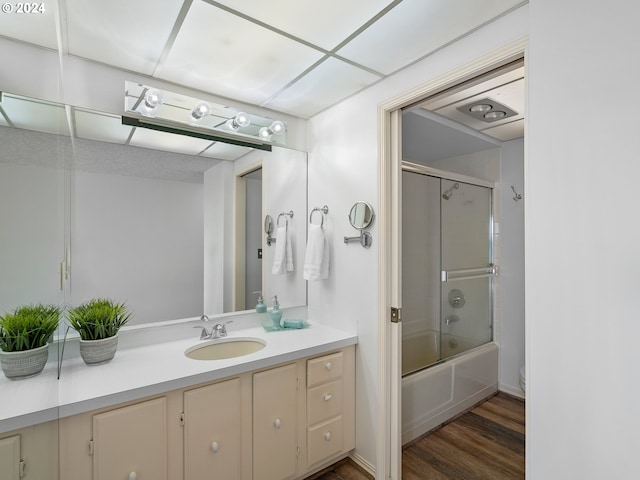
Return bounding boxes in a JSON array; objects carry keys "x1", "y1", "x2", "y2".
[{"x1": 184, "y1": 337, "x2": 266, "y2": 360}]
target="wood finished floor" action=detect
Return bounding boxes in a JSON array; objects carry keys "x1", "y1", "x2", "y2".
[{"x1": 308, "y1": 392, "x2": 525, "y2": 480}]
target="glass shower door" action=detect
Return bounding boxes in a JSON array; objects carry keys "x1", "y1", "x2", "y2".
[{"x1": 440, "y1": 180, "x2": 493, "y2": 360}]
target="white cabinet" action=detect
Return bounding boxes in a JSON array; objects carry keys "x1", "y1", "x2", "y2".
[
  {"x1": 0, "y1": 435, "x2": 20, "y2": 480},
  {"x1": 0, "y1": 422, "x2": 58, "y2": 480},
  {"x1": 58, "y1": 345, "x2": 355, "y2": 480},
  {"x1": 305, "y1": 350, "x2": 354, "y2": 468},
  {"x1": 92, "y1": 397, "x2": 168, "y2": 480},
  {"x1": 253, "y1": 363, "x2": 298, "y2": 480},
  {"x1": 184, "y1": 378, "x2": 242, "y2": 480}
]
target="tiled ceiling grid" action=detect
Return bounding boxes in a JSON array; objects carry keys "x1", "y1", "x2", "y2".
[{"x1": 0, "y1": 0, "x2": 526, "y2": 118}]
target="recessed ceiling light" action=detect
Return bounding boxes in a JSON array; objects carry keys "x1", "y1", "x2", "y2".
[
  {"x1": 484, "y1": 111, "x2": 506, "y2": 120},
  {"x1": 457, "y1": 97, "x2": 517, "y2": 122},
  {"x1": 469, "y1": 104, "x2": 492, "y2": 113}
]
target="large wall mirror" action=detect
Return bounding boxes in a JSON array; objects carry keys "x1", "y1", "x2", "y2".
[{"x1": 0, "y1": 92, "x2": 307, "y2": 328}]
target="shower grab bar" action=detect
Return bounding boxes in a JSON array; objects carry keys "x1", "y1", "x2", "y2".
[{"x1": 441, "y1": 265, "x2": 498, "y2": 282}]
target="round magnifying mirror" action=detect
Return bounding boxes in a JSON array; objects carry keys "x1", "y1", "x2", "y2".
[
  {"x1": 348, "y1": 201, "x2": 374, "y2": 230},
  {"x1": 264, "y1": 215, "x2": 273, "y2": 235}
]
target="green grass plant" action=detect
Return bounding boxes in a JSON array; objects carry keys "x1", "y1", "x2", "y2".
[
  {"x1": 68, "y1": 298, "x2": 132, "y2": 341},
  {"x1": 0, "y1": 304, "x2": 60, "y2": 352}
]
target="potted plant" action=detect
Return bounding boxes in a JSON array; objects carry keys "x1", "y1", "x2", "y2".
[
  {"x1": 68, "y1": 298, "x2": 131, "y2": 365},
  {"x1": 0, "y1": 304, "x2": 60, "y2": 379}
]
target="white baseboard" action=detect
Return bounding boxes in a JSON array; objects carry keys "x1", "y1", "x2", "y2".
[
  {"x1": 499, "y1": 382, "x2": 525, "y2": 399},
  {"x1": 348, "y1": 451, "x2": 376, "y2": 477}
]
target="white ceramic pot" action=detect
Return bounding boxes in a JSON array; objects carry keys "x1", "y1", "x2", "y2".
[
  {"x1": 79, "y1": 334, "x2": 119, "y2": 365},
  {"x1": 0, "y1": 344, "x2": 49, "y2": 380}
]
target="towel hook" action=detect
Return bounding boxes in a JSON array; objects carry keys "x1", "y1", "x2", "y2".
[
  {"x1": 511, "y1": 185, "x2": 523, "y2": 201},
  {"x1": 277, "y1": 210, "x2": 294, "y2": 226},
  {"x1": 309, "y1": 205, "x2": 329, "y2": 227}
]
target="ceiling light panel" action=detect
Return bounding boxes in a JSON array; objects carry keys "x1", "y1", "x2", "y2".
[
  {"x1": 1, "y1": 94, "x2": 70, "y2": 136},
  {"x1": 74, "y1": 109, "x2": 133, "y2": 144},
  {"x1": 65, "y1": 0, "x2": 185, "y2": 75},
  {"x1": 264, "y1": 57, "x2": 380, "y2": 118},
  {"x1": 0, "y1": 5, "x2": 58, "y2": 49},
  {"x1": 211, "y1": 0, "x2": 394, "y2": 50},
  {"x1": 129, "y1": 127, "x2": 214, "y2": 156},
  {"x1": 200, "y1": 142, "x2": 253, "y2": 161},
  {"x1": 157, "y1": 0, "x2": 324, "y2": 106},
  {"x1": 337, "y1": 0, "x2": 524, "y2": 75}
]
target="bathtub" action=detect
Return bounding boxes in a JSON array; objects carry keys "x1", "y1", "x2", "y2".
[{"x1": 401, "y1": 330, "x2": 498, "y2": 444}]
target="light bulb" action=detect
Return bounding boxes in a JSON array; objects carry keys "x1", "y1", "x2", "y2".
[
  {"x1": 190, "y1": 102, "x2": 210, "y2": 121},
  {"x1": 270, "y1": 120, "x2": 285, "y2": 135},
  {"x1": 143, "y1": 89, "x2": 163, "y2": 110},
  {"x1": 235, "y1": 112, "x2": 250, "y2": 128},
  {"x1": 258, "y1": 126, "x2": 272, "y2": 139},
  {"x1": 470, "y1": 104, "x2": 491, "y2": 113},
  {"x1": 484, "y1": 111, "x2": 506, "y2": 120},
  {"x1": 226, "y1": 112, "x2": 251, "y2": 130}
]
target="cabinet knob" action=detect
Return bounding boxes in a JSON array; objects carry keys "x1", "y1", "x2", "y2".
[
  {"x1": 128, "y1": 473, "x2": 137, "y2": 480},
  {"x1": 211, "y1": 441, "x2": 219, "y2": 453},
  {"x1": 325, "y1": 362, "x2": 332, "y2": 371},
  {"x1": 274, "y1": 418, "x2": 281, "y2": 429},
  {"x1": 323, "y1": 393, "x2": 333, "y2": 401},
  {"x1": 324, "y1": 431, "x2": 331, "y2": 441}
]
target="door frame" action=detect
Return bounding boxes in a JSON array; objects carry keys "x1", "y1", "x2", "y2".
[{"x1": 376, "y1": 38, "x2": 527, "y2": 479}]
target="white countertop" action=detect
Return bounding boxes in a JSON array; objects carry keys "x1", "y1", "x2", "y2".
[{"x1": 0, "y1": 318, "x2": 357, "y2": 434}]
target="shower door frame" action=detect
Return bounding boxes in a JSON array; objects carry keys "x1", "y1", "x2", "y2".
[
  {"x1": 376, "y1": 38, "x2": 526, "y2": 480},
  {"x1": 402, "y1": 161, "x2": 495, "y2": 369}
]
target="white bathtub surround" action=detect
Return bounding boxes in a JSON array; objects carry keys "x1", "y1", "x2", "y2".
[{"x1": 401, "y1": 342, "x2": 498, "y2": 444}]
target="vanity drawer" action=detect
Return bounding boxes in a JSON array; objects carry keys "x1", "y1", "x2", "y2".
[
  {"x1": 307, "y1": 416, "x2": 343, "y2": 466},
  {"x1": 307, "y1": 352, "x2": 344, "y2": 387},
  {"x1": 307, "y1": 379, "x2": 343, "y2": 426}
]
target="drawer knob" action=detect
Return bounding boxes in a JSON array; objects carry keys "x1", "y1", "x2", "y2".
[
  {"x1": 211, "y1": 441, "x2": 219, "y2": 453},
  {"x1": 274, "y1": 418, "x2": 282, "y2": 429},
  {"x1": 323, "y1": 393, "x2": 333, "y2": 401},
  {"x1": 128, "y1": 473, "x2": 137, "y2": 480},
  {"x1": 325, "y1": 362, "x2": 332, "y2": 371},
  {"x1": 324, "y1": 431, "x2": 331, "y2": 441}
]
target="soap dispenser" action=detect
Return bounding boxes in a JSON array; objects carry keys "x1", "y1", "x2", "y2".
[
  {"x1": 254, "y1": 291, "x2": 267, "y2": 313},
  {"x1": 270, "y1": 296, "x2": 282, "y2": 329}
]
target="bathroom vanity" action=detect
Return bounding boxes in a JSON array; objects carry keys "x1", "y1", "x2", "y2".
[{"x1": 0, "y1": 320, "x2": 357, "y2": 480}]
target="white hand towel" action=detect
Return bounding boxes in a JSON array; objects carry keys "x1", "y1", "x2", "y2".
[
  {"x1": 272, "y1": 226, "x2": 287, "y2": 275},
  {"x1": 286, "y1": 224, "x2": 294, "y2": 272},
  {"x1": 303, "y1": 224, "x2": 329, "y2": 281}
]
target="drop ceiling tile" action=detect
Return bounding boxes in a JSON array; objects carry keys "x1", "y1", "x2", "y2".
[
  {"x1": 1, "y1": 94, "x2": 70, "y2": 135},
  {"x1": 65, "y1": 0, "x2": 185, "y2": 75},
  {"x1": 200, "y1": 142, "x2": 252, "y2": 161},
  {"x1": 129, "y1": 127, "x2": 214, "y2": 156},
  {"x1": 157, "y1": 0, "x2": 324, "y2": 106},
  {"x1": 264, "y1": 57, "x2": 380, "y2": 118},
  {"x1": 337, "y1": 0, "x2": 524, "y2": 75},
  {"x1": 74, "y1": 109, "x2": 133, "y2": 144},
  {"x1": 211, "y1": 0, "x2": 394, "y2": 50},
  {"x1": 0, "y1": 4, "x2": 58, "y2": 49}
]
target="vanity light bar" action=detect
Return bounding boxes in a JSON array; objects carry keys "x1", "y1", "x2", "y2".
[{"x1": 122, "y1": 116, "x2": 273, "y2": 151}]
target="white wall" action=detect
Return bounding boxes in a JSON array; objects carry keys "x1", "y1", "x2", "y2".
[
  {"x1": 527, "y1": 1, "x2": 640, "y2": 477},
  {"x1": 308, "y1": 5, "x2": 528, "y2": 469}
]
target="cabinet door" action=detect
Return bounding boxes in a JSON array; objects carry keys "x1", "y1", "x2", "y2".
[
  {"x1": 253, "y1": 363, "x2": 297, "y2": 480},
  {"x1": 93, "y1": 397, "x2": 167, "y2": 480},
  {"x1": 0, "y1": 435, "x2": 20, "y2": 480},
  {"x1": 184, "y1": 378, "x2": 241, "y2": 480}
]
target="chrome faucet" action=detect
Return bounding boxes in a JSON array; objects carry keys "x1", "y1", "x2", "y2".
[{"x1": 193, "y1": 319, "x2": 233, "y2": 340}]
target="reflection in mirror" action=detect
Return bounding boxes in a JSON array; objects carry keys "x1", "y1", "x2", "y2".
[
  {"x1": 348, "y1": 201, "x2": 375, "y2": 230},
  {"x1": 0, "y1": 93, "x2": 307, "y2": 327}
]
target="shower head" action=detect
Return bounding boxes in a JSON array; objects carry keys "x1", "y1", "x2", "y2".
[{"x1": 442, "y1": 183, "x2": 460, "y2": 200}]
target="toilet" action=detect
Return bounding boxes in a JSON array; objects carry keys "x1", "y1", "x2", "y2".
[{"x1": 519, "y1": 366, "x2": 526, "y2": 393}]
